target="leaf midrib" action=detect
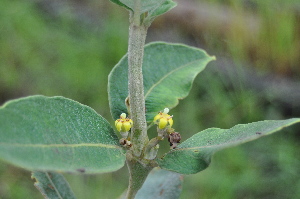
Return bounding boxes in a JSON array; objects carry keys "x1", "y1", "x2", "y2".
[
  {"x1": 167, "y1": 134, "x2": 264, "y2": 153},
  {"x1": 144, "y1": 59, "x2": 202, "y2": 99},
  {"x1": 0, "y1": 142, "x2": 122, "y2": 149},
  {"x1": 46, "y1": 172, "x2": 64, "y2": 199},
  {"x1": 168, "y1": 119, "x2": 300, "y2": 153}
]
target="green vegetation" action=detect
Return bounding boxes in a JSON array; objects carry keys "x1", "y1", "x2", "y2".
[{"x1": 0, "y1": 0, "x2": 299, "y2": 198}]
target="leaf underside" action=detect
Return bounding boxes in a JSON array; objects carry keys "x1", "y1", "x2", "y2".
[
  {"x1": 135, "y1": 168, "x2": 183, "y2": 199},
  {"x1": 0, "y1": 96, "x2": 125, "y2": 174},
  {"x1": 108, "y1": 42, "x2": 215, "y2": 122},
  {"x1": 157, "y1": 118, "x2": 300, "y2": 174},
  {"x1": 32, "y1": 171, "x2": 76, "y2": 199}
]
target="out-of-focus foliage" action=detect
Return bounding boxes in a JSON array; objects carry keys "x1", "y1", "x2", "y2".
[
  {"x1": 0, "y1": 0, "x2": 128, "y2": 118},
  {"x1": 200, "y1": 0, "x2": 300, "y2": 76},
  {"x1": 1, "y1": 0, "x2": 300, "y2": 198}
]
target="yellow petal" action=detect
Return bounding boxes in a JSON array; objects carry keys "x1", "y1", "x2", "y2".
[
  {"x1": 168, "y1": 118, "x2": 173, "y2": 127},
  {"x1": 115, "y1": 119, "x2": 119, "y2": 127},
  {"x1": 153, "y1": 113, "x2": 162, "y2": 123},
  {"x1": 122, "y1": 122, "x2": 132, "y2": 132},
  {"x1": 159, "y1": 118, "x2": 168, "y2": 129},
  {"x1": 116, "y1": 122, "x2": 123, "y2": 132},
  {"x1": 128, "y1": 119, "x2": 133, "y2": 125}
]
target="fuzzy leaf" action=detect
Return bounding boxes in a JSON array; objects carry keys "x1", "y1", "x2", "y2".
[
  {"x1": 108, "y1": 42, "x2": 215, "y2": 122},
  {"x1": 147, "y1": 0, "x2": 177, "y2": 20},
  {"x1": 0, "y1": 96, "x2": 125, "y2": 174},
  {"x1": 32, "y1": 171, "x2": 76, "y2": 199},
  {"x1": 157, "y1": 118, "x2": 300, "y2": 174},
  {"x1": 135, "y1": 168, "x2": 183, "y2": 199}
]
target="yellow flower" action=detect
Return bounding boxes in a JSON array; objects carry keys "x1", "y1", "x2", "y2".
[
  {"x1": 115, "y1": 113, "x2": 133, "y2": 132},
  {"x1": 153, "y1": 108, "x2": 173, "y2": 129}
]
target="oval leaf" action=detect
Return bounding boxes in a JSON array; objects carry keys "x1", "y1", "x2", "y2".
[
  {"x1": 32, "y1": 171, "x2": 76, "y2": 199},
  {"x1": 157, "y1": 118, "x2": 300, "y2": 174},
  {"x1": 0, "y1": 96, "x2": 125, "y2": 174},
  {"x1": 108, "y1": 42, "x2": 215, "y2": 122}
]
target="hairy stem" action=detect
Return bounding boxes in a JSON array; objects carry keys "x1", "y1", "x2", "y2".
[
  {"x1": 128, "y1": 19, "x2": 148, "y2": 157},
  {"x1": 126, "y1": 1, "x2": 152, "y2": 198},
  {"x1": 126, "y1": 153, "x2": 152, "y2": 199}
]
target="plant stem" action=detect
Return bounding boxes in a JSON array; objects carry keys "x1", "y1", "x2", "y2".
[
  {"x1": 128, "y1": 17, "x2": 148, "y2": 157},
  {"x1": 126, "y1": 1, "x2": 152, "y2": 198},
  {"x1": 126, "y1": 153, "x2": 152, "y2": 199}
]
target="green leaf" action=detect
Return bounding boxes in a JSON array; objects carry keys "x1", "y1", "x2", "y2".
[
  {"x1": 0, "y1": 96, "x2": 125, "y2": 174},
  {"x1": 110, "y1": 0, "x2": 176, "y2": 25},
  {"x1": 32, "y1": 171, "x2": 76, "y2": 199},
  {"x1": 109, "y1": 0, "x2": 132, "y2": 11},
  {"x1": 157, "y1": 118, "x2": 300, "y2": 174},
  {"x1": 108, "y1": 42, "x2": 215, "y2": 122},
  {"x1": 147, "y1": 0, "x2": 177, "y2": 20},
  {"x1": 135, "y1": 168, "x2": 183, "y2": 199},
  {"x1": 118, "y1": 168, "x2": 183, "y2": 199},
  {"x1": 110, "y1": 0, "x2": 170, "y2": 14}
]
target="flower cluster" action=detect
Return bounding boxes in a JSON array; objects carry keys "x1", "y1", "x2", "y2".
[
  {"x1": 153, "y1": 108, "x2": 173, "y2": 129},
  {"x1": 153, "y1": 108, "x2": 181, "y2": 149},
  {"x1": 115, "y1": 113, "x2": 133, "y2": 138},
  {"x1": 115, "y1": 109, "x2": 181, "y2": 150}
]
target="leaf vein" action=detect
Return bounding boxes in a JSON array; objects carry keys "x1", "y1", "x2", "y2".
[
  {"x1": 144, "y1": 59, "x2": 201, "y2": 99},
  {"x1": 46, "y1": 172, "x2": 63, "y2": 199},
  {"x1": 0, "y1": 143, "x2": 122, "y2": 149}
]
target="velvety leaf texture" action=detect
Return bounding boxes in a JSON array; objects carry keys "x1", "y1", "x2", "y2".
[
  {"x1": 0, "y1": 96, "x2": 125, "y2": 173},
  {"x1": 157, "y1": 118, "x2": 300, "y2": 174},
  {"x1": 147, "y1": 0, "x2": 177, "y2": 20},
  {"x1": 108, "y1": 42, "x2": 215, "y2": 122},
  {"x1": 32, "y1": 171, "x2": 76, "y2": 199},
  {"x1": 135, "y1": 168, "x2": 183, "y2": 199}
]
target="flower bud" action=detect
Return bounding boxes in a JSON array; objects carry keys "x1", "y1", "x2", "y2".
[
  {"x1": 115, "y1": 113, "x2": 133, "y2": 137},
  {"x1": 153, "y1": 108, "x2": 173, "y2": 129}
]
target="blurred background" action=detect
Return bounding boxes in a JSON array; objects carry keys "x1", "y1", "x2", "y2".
[{"x1": 1, "y1": 0, "x2": 300, "y2": 198}]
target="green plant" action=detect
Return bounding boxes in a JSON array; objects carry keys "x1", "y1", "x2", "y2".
[{"x1": 0, "y1": 1, "x2": 299, "y2": 199}]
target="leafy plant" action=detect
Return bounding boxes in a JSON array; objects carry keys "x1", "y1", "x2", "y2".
[{"x1": 0, "y1": 0, "x2": 300, "y2": 199}]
